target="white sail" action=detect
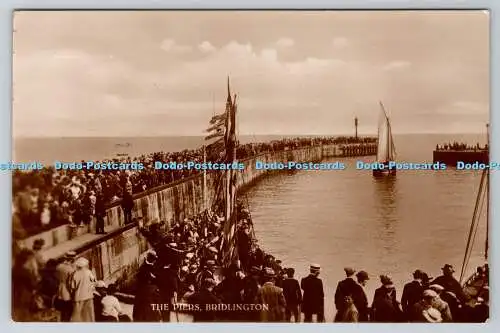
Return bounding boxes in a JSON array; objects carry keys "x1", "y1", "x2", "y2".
[{"x1": 376, "y1": 102, "x2": 396, "y2": 163}]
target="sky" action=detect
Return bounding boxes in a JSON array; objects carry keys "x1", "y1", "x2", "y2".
[{"x1": 12, "y1": 10, "x2": 489, "y2": 137}]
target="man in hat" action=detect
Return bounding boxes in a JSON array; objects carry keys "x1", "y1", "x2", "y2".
[
  {"x1": 301, "y1": 264, "x2": 324, "y2": 322},
  {"x1": 411, "y1": 289, "x2": 441, "y2": 322},
  {"x1": 55, "y1": 251, "x2": 76, "y2": 322},
  {"x1": 421, "y1": 272, "x2": 433, "y2": 290},
  {"x1": 371, "y1": 275, "x2": 402, "y2": 322},
  {"x1": 155, "y1": 259, "x2": 179, "y2": 322},
  {"x1": 68, "y1": 257, "x2": 96, "y2": 322},
  {"x1": 429, "y1": 284, "x2": 453, "y2": 322},
  {"x1": 242, "y1": 266, "x2": 262, "y2": 321},
  {"x1": 184, "y1": 264, "x2": 198, "y2": 290},
  {"x1": 282, "y1": 267, "x2": 302, "y2": 323},
  {"x1": 197, "y1": 260, "x2": 216, "y2": 288},
  {"x1": 401, "y1": 269, "x2": 425, "y2": 321},
  {"x1": 353, "y1": 270, "x2": 370, "y2": 321},
  {"x1": 188, "y1": 278, "x2": 221, "y2": 322},
  {"x1": 121, "y1": 187, "x2": 134, "y2": 224},
  {"x1": 94, "y1": 190, "x2": 106, "y2": 234},
  {"x1": 137, "y1": 250, "x2": 157, "y2": 285},
  {"x1": 256, "y1": 268, "x2": 287, "y2": 322},
  {"x1": 432, "y1": 264, "x2": 467, "y2": 303},
  {"x1": 334, "y1": 267, "x2": 359, "y2": 322}
]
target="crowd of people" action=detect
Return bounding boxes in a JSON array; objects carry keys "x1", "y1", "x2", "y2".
[
  {"x1": 435, "y1": 142, "x2": 488, "y2": 151},
  {"x1": 15, "y1": 134, "x2": 487, "y2": 324},
  {"x1": 11, "y1": 196, "x2": 489, "y2": 323},
  {"x1": 131, "y1": 240, "x2": 489, "y2": 324},
  {"x1": 12, "y1": 247, "x2": 131, "y2": 322},
  {"x1": 126, "y1": 202, "x2": 489, "y2": 323},
  {"x1": 12, "y1": 136, "x2": 374, "y2": 239}
]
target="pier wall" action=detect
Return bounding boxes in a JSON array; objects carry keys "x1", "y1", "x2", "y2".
[
  {"x1": 433, "y1": 150, "x2": 489, "y2": 166},
  {"x1": 27, "y1": 143, "x2": 377, "y2": 286}
]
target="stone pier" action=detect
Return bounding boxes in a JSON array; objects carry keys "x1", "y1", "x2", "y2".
[{"x1": 23, "y1": 143, "x2": 377, "y2": 287}]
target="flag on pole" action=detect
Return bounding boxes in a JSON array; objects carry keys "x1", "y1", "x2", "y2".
[{"x1": 220, "y1": 77, "x2": 239, "y2": 267}]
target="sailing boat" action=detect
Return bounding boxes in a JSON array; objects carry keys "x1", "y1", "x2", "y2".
[{"x1": 373, "y1": 101, "x2": 397, "y2": 177}]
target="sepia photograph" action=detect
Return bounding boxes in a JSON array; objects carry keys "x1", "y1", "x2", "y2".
[{"x1": 11, "y1": 10, "x2": 489, "y2": 323}]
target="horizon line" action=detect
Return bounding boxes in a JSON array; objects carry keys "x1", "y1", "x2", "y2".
[{"x1": 13, "y1": 132, "x2": 489, "y2": 139}]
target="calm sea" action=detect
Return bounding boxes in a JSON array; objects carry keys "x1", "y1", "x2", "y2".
[
  {"x1": 14, "y1": 134, "x2": 488, "y2": 321},
  {"x1": 13, "y1": 135, "x2": 307, "y2": 164},
  {"x1": 245, "y1": 133, "x2": 488, "y2": 321}
]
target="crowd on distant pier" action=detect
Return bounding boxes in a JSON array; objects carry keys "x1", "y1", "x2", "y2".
[
  {"x1": 12, "y1": 136, "x2": 375, "y2": 239},
  {"x1": 12, "y1": 191, "x2": 489, "y2": 323},
  {"x1": 435, "y1": 142, "x2": 488, "y2": 152}
]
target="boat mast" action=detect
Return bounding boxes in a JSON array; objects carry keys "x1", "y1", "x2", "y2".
[
  {"x1": 485, "y1": 123, "x2": 490, "y2": 260},
  {"x1": 379, "y1": 101, "x2": 391, "y2": 162}
]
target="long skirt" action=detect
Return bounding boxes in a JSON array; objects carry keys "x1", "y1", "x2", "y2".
[{"x1": 71, "y1": 299, "x2": 95, "y2": 322}]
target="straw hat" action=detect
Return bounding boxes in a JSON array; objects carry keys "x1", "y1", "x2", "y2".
[
  {"x1": 422, "y1": 307, "x2": 442, "y2": 323},
  {"x1": 310, "y1": 263, "x2": 321, "y2": 273}
]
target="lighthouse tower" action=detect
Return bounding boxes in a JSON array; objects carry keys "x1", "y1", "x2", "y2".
[{"x1": 354, "y1": 116, "x2": 358, "y2": 140}]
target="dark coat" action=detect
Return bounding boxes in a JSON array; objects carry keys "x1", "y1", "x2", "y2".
[
  {"x1": 95, "y1": 196, "x2": 106, "y2": 218},
  {"x1": 155, "y1": 267, "x2": 179, "y2": 302},
  {"x1": 351, "y1": 283, "x2": 369, "y2": 322},
  {"x1": 432, "y1": 275, "x2": 466, "y2": 302},
  {"x1": 300, "y1": 274, "x2": 324, "y2": 314},
  {"x1": 401, "y1": 280, "x2": 423, "y2": 316},
  {"x1": 121, "y1": 192, "x2": 134, "y2": 211},
  {"x1": 282, "y1": 278, "x2": 302, "y2": 306},
  {"x1": 133, "y1": 281, "x2": 162, "y2": 322},
  {"x1": 371, "y1": 286, "x2": 403, "y2": 322},
  {"x1": 334, "y1": 278, "x2": 358, "y2": 311},
  {"x1": 188, "y1": 289, "x2": 222, "y2": 322}
]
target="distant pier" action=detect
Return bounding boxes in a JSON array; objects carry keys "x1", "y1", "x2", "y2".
[
  {"x1": 339, "y1": 143, "x2": 377, "y2": 157},
  {"x1": 433, "y1": 149, "x2": 489, "y2": 167}
]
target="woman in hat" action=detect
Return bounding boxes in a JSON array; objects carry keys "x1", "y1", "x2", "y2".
[
  {"x1": 68, "y1": 257, "x2": 96, "y2": 322},
  {"x1": 371, "y1": 275, "x2": 403, "y2": 322}
]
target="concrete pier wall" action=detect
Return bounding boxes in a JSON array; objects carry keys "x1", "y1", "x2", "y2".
[{"x1": 28, "y1": 143, "x2": 377, "y2": 286}]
